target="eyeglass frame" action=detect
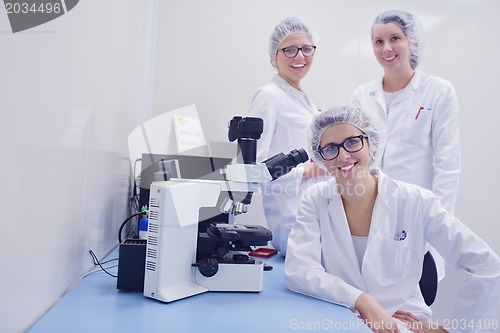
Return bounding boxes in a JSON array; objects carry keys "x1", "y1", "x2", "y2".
[
  {"x1": 279, "y1": 45, "x2": 317, "y2": 58},
  {"x1": 317, "y1": 134, "x2": 368, "y2": 161}
]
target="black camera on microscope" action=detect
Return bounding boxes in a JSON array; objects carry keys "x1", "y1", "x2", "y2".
[{"x1": 228, "y1": 116, "x2": 309, "y2": 180}]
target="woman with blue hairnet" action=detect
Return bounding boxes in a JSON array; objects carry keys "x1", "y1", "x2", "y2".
[
  {"x1": 285, "y1": 105, "x2": 500, "y2": 333},
  {"x1": 350, "y1": 9, "x2": 461, "y2": 286},
  {"x1": 247, "y1": 17, "x2": 327, "y2": 255}
]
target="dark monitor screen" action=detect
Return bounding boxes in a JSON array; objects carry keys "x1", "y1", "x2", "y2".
[{"x1": 139, "y1": 153, "x2": 233, "y2": 229}]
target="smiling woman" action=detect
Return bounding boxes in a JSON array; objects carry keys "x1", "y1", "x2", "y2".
[
  {"x1": 284, "y1": 105, "x2": 500, "y2": 333},
  {"x1": 274, "y1": 33, "x2": 315, "y2": 89},
  {"x1": 246, "y1": 16, "x2": 328, "y2": 256},
  {"x1": 351, "y1": 9, "x2": 460, "y2": 215},
  {"x1": 350, "y1": 10, "x2": 461, "y2": 294}
]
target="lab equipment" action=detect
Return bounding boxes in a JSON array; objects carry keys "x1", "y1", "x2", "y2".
[
  {"x1": 143, "y1": 116, "x2": 308, "y2": 303},
  {"x1": 138, "y1": 154, "x2": 232, "y2": 217},
  {"x1": 116, "y1": 155, "x2": 233, "y2": 292},
  {"x1": 116, "y1": 238, "x2": 146, "y2": 291},
  {"x1": 248, "y1": 247, "x2": 278, "y2": 258},
  {"x1": 138, "y1": 216, "x2": 148, "y2": 239}
]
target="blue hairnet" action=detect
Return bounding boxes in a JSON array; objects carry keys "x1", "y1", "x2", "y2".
[
  {"x1": 308, "y1": 105, "x2": 379, "y2": 170},
  {"x1": 372, "y1": 10, "x2": 425, "y2": 69},
  {"x1": 268, "y1": 17, "x2": 318, "y2": 68}
]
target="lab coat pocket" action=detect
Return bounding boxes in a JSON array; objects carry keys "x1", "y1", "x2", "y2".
[
  {"x1": 381, "y1": 238, "x2": 411, "y2": 280},
  {"x1": 403, "y1": 107, "x2": 432, "y2": 148}
]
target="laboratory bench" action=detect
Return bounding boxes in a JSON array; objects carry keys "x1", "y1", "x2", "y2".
[{"x1": 27, "y1": 247, "x2": 371, "y2": 333}]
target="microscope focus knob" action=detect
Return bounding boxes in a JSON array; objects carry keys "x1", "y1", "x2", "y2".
[{"x1": 198, "y1": 257, "x2": 219, "y2": 277}]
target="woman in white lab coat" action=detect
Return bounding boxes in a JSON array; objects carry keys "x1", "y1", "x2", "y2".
[
  {"x1": 248, "y1": 17, "x2": 326, "y2": 255},
  {"x1": 350, "y1": 9, "x2": 461, "y2": 284},
  {"x1": 351, "y1": 10, "x2": 460, "y2": 214},
  {"x1": 285, "y1": 105, "x2": 500, "y2": 333}
]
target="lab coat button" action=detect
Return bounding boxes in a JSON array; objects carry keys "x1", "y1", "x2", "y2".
[{"x1": 366, "y1": 262, "x2": 374, "y2": 270}]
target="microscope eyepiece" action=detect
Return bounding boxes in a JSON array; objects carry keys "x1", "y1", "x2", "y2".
[
  {"x1": 287, "y1": 148, "x2": 309, "y2": 166},
  {"x1": 263, "y1": 148, "x2": 309, "y2": 181},
  {"x1": 222, "y1": 116, "x2": 308, "y2": 216}
]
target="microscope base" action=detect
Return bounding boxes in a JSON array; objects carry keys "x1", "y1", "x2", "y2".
[{"x1": 195, "y1": 260, "x2": 264, "y2": 292}]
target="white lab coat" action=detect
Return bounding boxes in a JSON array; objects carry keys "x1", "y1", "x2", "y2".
[
  {"x1": 247, "y1": 74, "x2": 319, "y2": 255},
  {"x1": 350, "y1": 70, "x2": 461, "y2": 214},
  {"x1": 285, "y1": 170, "x2": 500, "y2": 333}
]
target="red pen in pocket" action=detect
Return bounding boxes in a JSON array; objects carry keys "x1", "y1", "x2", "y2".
[{"x1": 415, "y1": 106, "x2": 424, "y2": 120}]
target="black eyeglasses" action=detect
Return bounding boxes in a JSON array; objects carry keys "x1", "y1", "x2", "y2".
[
  {"x1": 317, "y1": 134, "x2": 368, "y2": 161},
  {"x1": 280, "y1": 45, "x2": 316, "y2": 58}
]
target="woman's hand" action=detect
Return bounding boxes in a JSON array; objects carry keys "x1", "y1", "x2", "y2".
[
  {"x1": 355, "y1": 293, "x2": 401, "y2": 333},
  {"x1": 302, "y1": 161, "x2": 329, "y2": 180},
  {"x1": 393, "y1": 310, "x2": 448, "y2": 333}
]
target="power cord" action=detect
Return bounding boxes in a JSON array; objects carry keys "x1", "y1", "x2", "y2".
[
  {"x1": 88, "y1": 250, "x2": 118, "y2": 278},
  {"x1": 130, "y1": 158, "x2": 142, "y2": 213},
  {"x1": 118, "y1": 211, "x2": 146, "y2": 243}
]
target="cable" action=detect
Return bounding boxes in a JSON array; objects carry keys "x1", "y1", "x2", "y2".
[
  {"x1": 118, "y1": 211, "x2": 145, "y2": 243},
  {"x1": 131, "y1": 158, "x2": 142, "y2": 211},
  {"x1": 125, "y1": 158, "x2": 142, "y2": 230},
  {"x1": 88, "y1": 250, "x2": 118, "y2": 278},
  {"x1": 99, "y1": 257, "x2": 119, "y2": 265},
  {"x1": 133, "y1": 158, "x2": 142, "y2": 186},
  {"x1": 82, "y1": 264, "x2": 119, "y2": 279}
]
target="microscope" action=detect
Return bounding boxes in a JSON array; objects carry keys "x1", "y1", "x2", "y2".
[{"x1": 143, "y1": 116, "x2": 308, "y2": 303}]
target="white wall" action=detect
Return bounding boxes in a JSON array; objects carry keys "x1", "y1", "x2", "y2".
[
  {"x1": 1, "y1": 1, "x2": 499, "y2": 332},
  {"x1": 152, "y1": 0, "x2": 500, "y2": 326},
  {"x1": 0, "y1": 1, "x2": 159, "y2": 332}
]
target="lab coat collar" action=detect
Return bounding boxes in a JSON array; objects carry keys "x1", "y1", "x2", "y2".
[
  {"x1": 369, "y1": 70, "x2": 426, "y2": 107},
  {"x1": 370, "y1": 78, "x2": 386, "y2": 112},
  {"x1": 393, "y1": 70, "x2": 424, "y2": 103},
  {"x1": 324, "y1": 179, "x2": 366, "y2": 285},
  {"x1": 324, "y1": 169, "x2": 398, "y2": 242},
  {"x1": 372, "y1": 168, "x2": 398, "y2": 202},
  {"x1": 408, "y1": 70, "x2": 424, "y2": 90},
  {"x1": 320, "y1": 178, "x2": 340, "y2": 199},
  {"x1": 325, "y1": 169, "x2": 398, "y2": 282},
  {"x1": 272, "y1": 74, "x2": 304, "y2": 94},
  {"x1": 367, "y1": 169, "x2": 398, "y2": 240},
  {"x1": 271, "y1": 74, "x2": 316, "y2": 114},
  {"x1": 367, "y1": 70, "x2": 424, "y2": 94},
  {"x1": 321, "y1": 169, "x2": 398, "y2": 201}
]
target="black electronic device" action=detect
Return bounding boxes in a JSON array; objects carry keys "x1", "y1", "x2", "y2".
[
  {"x1": 139, "y1": 153, "x2": 233, "y2": 233},
  {"x1": 116, "y1": 239, "x2": 146, "y2": 291},
  {"x1": 139, "y1": 153, "x2": 233, "y2": 210},
  {"x1": 228, "y1": 116, "x2": 263, "y2": 165}
]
